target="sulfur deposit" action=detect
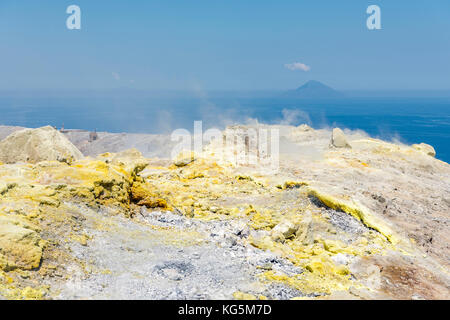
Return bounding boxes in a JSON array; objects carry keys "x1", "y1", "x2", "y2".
[
  {"x1": 0, "y1": 126, "x2": 83, "y2": 164},
  {"x1": 0, "y1": 125, "x2": 449, "y2": 300}
]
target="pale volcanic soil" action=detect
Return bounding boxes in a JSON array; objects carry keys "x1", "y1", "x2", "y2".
[{"x1": 0, "y1": 124, "x2": 448, "y2": 300}]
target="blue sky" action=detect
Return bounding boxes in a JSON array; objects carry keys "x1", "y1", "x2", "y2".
[{"x1": 0, "y1": 0, "x2": 449, "y2": 91}]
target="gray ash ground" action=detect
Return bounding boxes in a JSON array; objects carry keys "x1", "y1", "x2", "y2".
[
  {"x1": 309, "y1": 194, "x2": 370, "y2": 236},
  {"x1": 326, "y1": 209, "x2": 368, "y2": 236},
  {"x1": 52, "y1": 204, "x2": 305, "y2": 300}
]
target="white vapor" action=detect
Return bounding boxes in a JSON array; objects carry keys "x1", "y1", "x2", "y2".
[
  {"x1": 284, "y1": 62, "x2": 310, "y2": 72},
  {"x1": 280, "y1": 109, "x2": 311, "y2": 126}
]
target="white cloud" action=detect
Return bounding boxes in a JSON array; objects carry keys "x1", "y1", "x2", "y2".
[
  {"x1": 112, "y1": 72, "x2": 121, "y2": 81},
  {"x1": 284, "y1": 62, "x2": 311, "y2": 72}
]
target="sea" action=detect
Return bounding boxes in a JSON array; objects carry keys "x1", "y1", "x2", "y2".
[{"x1": 0, "y1": 93, "x2": 449, "y2": 163}]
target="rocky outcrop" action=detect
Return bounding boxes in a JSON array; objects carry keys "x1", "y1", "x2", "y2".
[
  {"x1": 412, "y1": 143, "x2": 436, "y2": 157},
  {"x1": 0, "y1": 215, "x2": 44, "y2": 271},
  {"x1": 330, "y1": 128, "x2": 351, "y2": 148},
  {"x1": 0, "y1": 126, "x2": 83, "y2": 164},
  {"x1": 271, "y1": 220, "x2": 299, "y2": 242}
]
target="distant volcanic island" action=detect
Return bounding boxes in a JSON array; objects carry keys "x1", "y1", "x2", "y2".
[{"x1": 284, "y1": 80, "x2": 345, "y2": 99}]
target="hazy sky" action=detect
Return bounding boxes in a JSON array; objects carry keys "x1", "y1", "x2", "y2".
[{"x1": 1, "y1": 0, "x2": 449, "y2": 91}]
